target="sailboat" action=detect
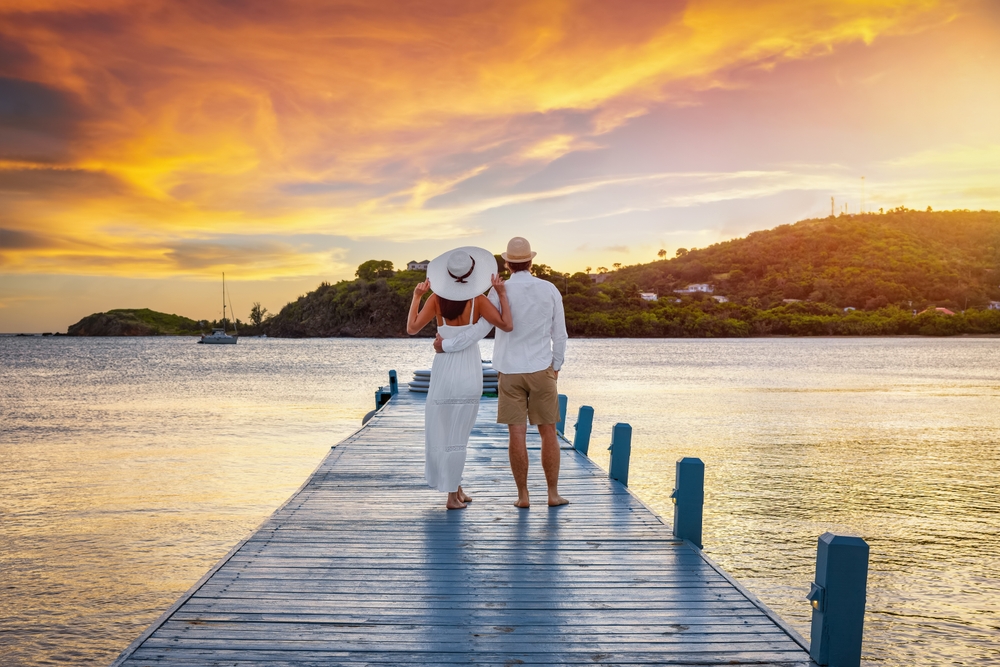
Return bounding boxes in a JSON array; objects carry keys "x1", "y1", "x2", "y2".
[{"x1": 198, "y1": 273, "x2": 238, "y2": 344}]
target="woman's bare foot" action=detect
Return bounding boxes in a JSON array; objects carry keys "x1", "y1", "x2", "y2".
[
  {"x1": 548, "y1": 494, "x2": 569, "y2": 507},
  {"x1": 446, "y1": 492, "x2": 467, "y2": 510},
  {"x1": 458, "y1": 486, "x2": 472, "y2": 503},
  {"x1": 513, "y1": 495, "x2": 530, "y2": 508}
]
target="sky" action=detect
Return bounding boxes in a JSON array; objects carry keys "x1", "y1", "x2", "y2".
[{"x1": 2, "y1": 0, "x2": 999, "y2": 332}]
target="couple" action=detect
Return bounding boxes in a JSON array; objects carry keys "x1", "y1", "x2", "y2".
[{"x1": 406, "y1": 237, "x2": 569, "y2": 510}]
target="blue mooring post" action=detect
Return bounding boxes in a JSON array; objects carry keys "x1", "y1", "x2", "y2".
[
  {"x1": 573, "y1": 406, "x2": 594, "y2": 455},
  {"x1": 807, "y1": 532, "x2": 869, "y2": 667},
  {"x1": 556, "y1": 394, "x2": 568, "y2": 435},
  {"x1": 671, "y1": 457, "x2": 704, "y2": 548},
  {"x1": 607, "y1": 423, "x2": 632, "y2": 486},
  {"x1": 388, "y1": 370, "x2": 398, "y2": 396}
]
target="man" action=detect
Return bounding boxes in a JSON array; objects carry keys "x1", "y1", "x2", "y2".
[{"x1": 434, "y1": 237, "x2": 569, "y2": 508}]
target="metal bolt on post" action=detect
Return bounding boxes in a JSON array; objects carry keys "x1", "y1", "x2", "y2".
[{"x1": 807, "y1": 532, "x2": 869, "y2": 666}]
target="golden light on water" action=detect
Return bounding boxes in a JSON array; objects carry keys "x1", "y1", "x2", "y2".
[{"x1": 3, "y1": 337, "x2": 999, "y2": 665}]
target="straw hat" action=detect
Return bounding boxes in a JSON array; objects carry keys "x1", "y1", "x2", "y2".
[
  {"x1": 426, "y1": 246, "x2": 497, "y2": 301},
  {"x1": 501, "y1": 237, "x2": 536, "y2": 262}
]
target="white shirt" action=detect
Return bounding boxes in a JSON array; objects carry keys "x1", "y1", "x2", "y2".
[{"x1": 441, "y1": 271, "x2": 568, "y2": 373}]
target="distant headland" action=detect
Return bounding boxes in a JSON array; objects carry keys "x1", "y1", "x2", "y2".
[
  {"x1": 66, "y1": 309, "x2": 203, "y2": 336},
  {"x1": 66, "y1": 209, "x2": 1000, "y2": 338}
]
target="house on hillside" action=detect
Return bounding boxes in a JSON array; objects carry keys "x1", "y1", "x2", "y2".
[
  {"x1": 406, "y1": 260, "x2": 430, "y2": 271},
  {"x1": 917, "y1": 307, "x2": 956, "y2": 316},
  {"x1": 674, "y1": 283, "x2": 713, "y2": 294},
  {"x1": 589, "y1": 273, "x2": 612, "y2": 284},
  {"x1": 639, "y1": 292, "x2": 658, "y2": 302},
  {"x1": 712, "y1": 295, "x2": 729, "y2": 303},
  {"x1": 989, "y1": 301, "x2": 1000, "y2": 310},
  {"x1": 782, "y1": 298, "x2": 802, "y2": 304}
]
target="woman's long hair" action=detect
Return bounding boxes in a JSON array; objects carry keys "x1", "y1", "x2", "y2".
[{"x1": 438, "y1": 296, "x2": 470, "y2": 322}]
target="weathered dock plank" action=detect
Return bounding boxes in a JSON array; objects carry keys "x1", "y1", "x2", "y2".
[{"x1": 113, "y1": 389, "x2": 813, "y2": 666}]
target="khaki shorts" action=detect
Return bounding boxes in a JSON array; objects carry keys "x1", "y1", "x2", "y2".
[{"x1": 497, "y1": 367, "x2": 559, "y2": 425}]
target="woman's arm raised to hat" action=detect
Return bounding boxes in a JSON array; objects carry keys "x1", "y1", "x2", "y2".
[
  {"x1": 406, "y1": 280, "x2": 438, "y2": 335},
  {"x1": 476, "y1": 276, "x2": 513, "y2": 332}
]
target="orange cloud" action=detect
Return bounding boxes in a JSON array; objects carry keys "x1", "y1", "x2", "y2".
[{"x1": 0, "y1": 0, "x2": 966, "y2": 277}]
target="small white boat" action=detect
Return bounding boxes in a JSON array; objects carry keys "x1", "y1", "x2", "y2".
[
  {"x1": 199, "y1": 328, "x2": 237, "y2": 344},
  {"x1": 198, "y1": 273, "x2": 239, "y2": 344}
]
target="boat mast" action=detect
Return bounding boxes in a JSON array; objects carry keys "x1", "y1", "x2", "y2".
[
  {"x1": 222, "y1": 272, "x2": 227, "y2": 333},
  {"x1": 228, "y1": 281, "x2": 238, "y2": 336}
]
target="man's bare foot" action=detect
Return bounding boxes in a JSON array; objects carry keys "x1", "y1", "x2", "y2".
[
  {"x1": 548, "y1": 494, "x2": 569, "y2": 506},
  {"x1": 446, "y1": 492, "x2": 467, "y2": 510},
  {"x1": 458, "y1": 486, "x2": 472, "y2": 503},
  {"x1": 513, "y1": 496, "x2": 530, "y2": 508}
]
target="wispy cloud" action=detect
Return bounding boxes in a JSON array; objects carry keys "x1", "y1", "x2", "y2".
[
  {"x1": 0, "y1": 228, "x2": 351, "y2": 278},
  {"x1": 0, "y1": 0, "x2": 967, "y2": 277}
]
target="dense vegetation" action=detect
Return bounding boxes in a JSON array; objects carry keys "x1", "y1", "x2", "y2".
[
  {"x1": 67, "y1": 308, "x2": 204, "y2": 336},
  {"x1": 67, "y1": 210, "x2": 1000, "y2": 337},
  {"x1": 616, "y1": 208, "x2": 1000, "y2": 310},
  {"x1": 552, "y1": 209, "x2": 1000, "y2": 337},
  {"x1": 261, "y1": 209, "x2": 1000, "y2": 338},
  {"x1": 263, "y1": 270, "x2": 432, "y2": 337}
]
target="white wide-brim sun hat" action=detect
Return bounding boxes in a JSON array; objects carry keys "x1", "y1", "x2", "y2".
[{"x1": 426, "y1": 246, "x2": 497, "y2": 301}]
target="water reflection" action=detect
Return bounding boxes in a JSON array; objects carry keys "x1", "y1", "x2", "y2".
[
  {"x1": 2, "y1": 336, "x2": 998, "y2": 666},
  {"x1": 558, "y1": 338, "x2": 1000, "y2": 666},
  {"x1": 1, "y1": 337, "x2": 470, "y2": 666}
]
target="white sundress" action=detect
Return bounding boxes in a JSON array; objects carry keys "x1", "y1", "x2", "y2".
[{"x1": 424, "y1": 302, "x2": 484, "y2": 493}]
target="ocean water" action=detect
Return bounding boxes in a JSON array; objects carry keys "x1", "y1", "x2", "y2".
[{"x1": 1, "y1": 336, "x2": 998, "y2": 666}]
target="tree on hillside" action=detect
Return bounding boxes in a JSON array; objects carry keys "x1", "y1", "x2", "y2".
[
  {"x1": 658, "y1": 249, "x2": 667, "y2": 260},
  {"x1": 249, "y1": 302, "x2": 269, "y2": 326},
  {"x1": 676, "y1": 248, "x2": 688, "y2": 257},
  {"x1": 493, "y1": 254, "x2": 510, "y2": 279},
  {"x1": 531, "y1": 263, "x2": 555, "y2": 278},
  {"x1": 356, "y1": 260, "x2": 395, "y2": 281},
  {"x1": 613, "y1": 262, "x2": 622, "y2": 271}
]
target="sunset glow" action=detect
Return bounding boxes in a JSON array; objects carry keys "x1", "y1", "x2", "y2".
[{"x1": 2, "y1": 0, "x2": 999, "y2": 330}]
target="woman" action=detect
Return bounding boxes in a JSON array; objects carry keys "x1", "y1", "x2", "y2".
[{"x1": 407, "y1": 247, "x2": 513, "y2": 509}]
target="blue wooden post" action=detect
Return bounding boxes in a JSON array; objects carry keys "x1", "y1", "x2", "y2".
[
  {"x1": 388, "y1": 370, "x2": 398, "y2": 396},
  {"x1": 573, "y1": 406, "x2": 594, "y2": 455},
  {"x1": 807, "y1": 533, "x2": 869, "y2": 666},
  {"x1": 556, "y1": 394, "x2": 568, "y2": 435},
  {"x1": 607, "y1": 423, "x2": 631, "y2": 486},
  {"x1": 671, "y1": 457, "x2": 704, "y2": 548}
]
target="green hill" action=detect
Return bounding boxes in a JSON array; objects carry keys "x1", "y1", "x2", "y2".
[
  {"x1": 261, "y1": 209, "x2": 1000, "y2": 338},
  {"x1": 618, "y1": 208, "x2": 1000, "y2": 310},
  {"x1": 72, "y1": 210, "x2": 1000, "y2": 338},
  {"x1": 67, "y1": 309, "x2": 204, "y2": 336},
  {"x1": 264, "y1": 270, "x2": 431, "y2": 337},
  {"x1": 556, "y1": 209, "x2": 1000, "y2": 336}
]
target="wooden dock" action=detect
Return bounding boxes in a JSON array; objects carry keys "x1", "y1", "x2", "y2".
[{"x1": 113, "y1": 389, "x2": 815, "y2": 666}]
